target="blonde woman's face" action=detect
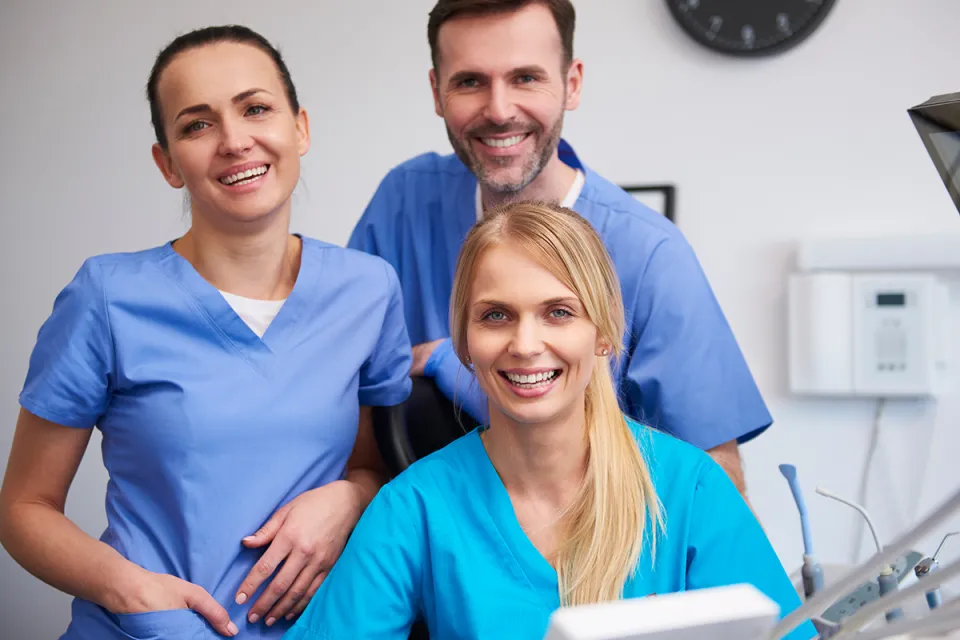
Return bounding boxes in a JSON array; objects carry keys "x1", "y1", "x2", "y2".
[{"x1": 466, "y1": 242, "x2": 605, "y2": 426}]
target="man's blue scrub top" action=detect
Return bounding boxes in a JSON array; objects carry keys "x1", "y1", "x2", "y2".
[
  {"x1": 283, "y1": 419, "x2": 818, "y2": 640},
  {"x1": 19, "y1": 236, "x2": 413, "y2": 640},
  {"x1": 347, "y1": 140, "x2": 772, "y2": 451}
]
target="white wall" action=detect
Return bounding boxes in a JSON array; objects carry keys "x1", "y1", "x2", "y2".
[{"x1": 2, "y1": 0, "x2": 959, "y2": 637}]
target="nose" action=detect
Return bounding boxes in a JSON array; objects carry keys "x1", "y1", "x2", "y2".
[
  {"x1": 217, "y1": 115, "x2": 254, "y2": 156},
  {"x1": 483, "y1": 80, "x2": 517, "y2": 125},
  {"x1": 508, "y1": 315, "x2": 545, "y2": 359}
]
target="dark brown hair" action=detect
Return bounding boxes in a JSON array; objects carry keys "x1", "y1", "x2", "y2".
[
  {"x1": 427, "y1": 0, "x2": 575, "y2": 70},
  {"x1": 147, "y1": 25, "x2": 300, "y2": 149}
]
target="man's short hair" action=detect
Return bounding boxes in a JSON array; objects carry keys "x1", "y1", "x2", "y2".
[{"x1": 427, "y1": 0, "x2": 576, "y2": 71}]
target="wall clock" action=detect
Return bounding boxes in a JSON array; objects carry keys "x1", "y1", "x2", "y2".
[{"x1": 665, "y1": 0, "x2": 837, "y2": 58}]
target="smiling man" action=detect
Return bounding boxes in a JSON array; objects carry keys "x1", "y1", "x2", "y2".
[{"x1": 347, "y1": 0, "x2": 769, "y2": 497}]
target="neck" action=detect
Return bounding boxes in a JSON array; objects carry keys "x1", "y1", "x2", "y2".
[
  {"x1": 480, "y1": 150, "x2": 579, "y2": 210},
  {"x1": 174, "y1": 206, "x2": 300, "y2": 300},
  {"x1": 482, "y1": 399, "x2": 588, "y2": 507}
]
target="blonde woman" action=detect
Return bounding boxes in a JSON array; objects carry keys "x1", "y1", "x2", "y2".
[{"x1": 284, "y1": 202, "x2": 816, "y2": 640}]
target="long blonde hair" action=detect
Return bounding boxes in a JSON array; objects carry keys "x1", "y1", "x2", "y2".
[{"x1": 449, "y1": 201, "x2": 664, "y2": 607}]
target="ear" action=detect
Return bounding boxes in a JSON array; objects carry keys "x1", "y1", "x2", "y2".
[
  {"x1": 595, "y1": 341, "x2": 610, "y2": 357},
  {"x1": 151, "y1": 143, "x2": 185, "y2": 189},
  {"x1": 429, "y1": 68, "x2": 443, "y2": 117},
  {"x1": 295, "y1": 107, "x2": 311, "y2": 156},
  {"x1": 564, "y1": 58, "x2": 584, "y2": 111}
]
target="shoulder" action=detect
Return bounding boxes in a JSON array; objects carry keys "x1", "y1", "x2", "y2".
[
  {"x1": 574, "y1": 166, "x2": 702, "y2": 290},
  {"x1": 378, "y1": 430, "x2": 482, "y2": 507},
  {"x1": 577, "y1": 168, "x2": 681, "y2": 245},
  {"x1": 359, "y1": 152, "x2": 474, "y2": 223},
  {"x1": 627, "y1": 418, "x2": 717, "y2": 495},
  {"x1": 300, "y1": 236, "x2": 401, "y2": 290},
  {"x1": 60, "y1": 244, "x2": 176, "y2": 294},
  {"x1": 383, "y1": 150, "x2": 472, "y2": 183}
]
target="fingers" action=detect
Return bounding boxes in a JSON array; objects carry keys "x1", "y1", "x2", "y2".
[
  {"x1": 235, "y1": 537, "x2": 291, "y2": 608},
  {"x1": 241, "y1": 503, "x2": 291, "y2": 549},
  {"x1": 248, "y1": 549, "x2": 311, "y2": 625},
  {"x1": 265, "y1": 561, "x2": 325, "y2": 625},
  {"x1": 286, "y1": 570, "x2": 327, "y2": 621},
  {"x1": 184, "y1": 584, "x2": 239, "y2": 637}
]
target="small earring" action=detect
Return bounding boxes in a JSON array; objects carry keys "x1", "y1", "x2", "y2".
[{"x1": 600, "y1": 348, "x2": 609, "y2": 356}]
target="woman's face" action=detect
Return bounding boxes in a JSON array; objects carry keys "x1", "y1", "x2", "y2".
[
  {"x1": 466, "y1": 241, "x2": 607, "y2": 426},
  {"x1": 151, "y1": 41, "x2": 309, "y2": 226}
]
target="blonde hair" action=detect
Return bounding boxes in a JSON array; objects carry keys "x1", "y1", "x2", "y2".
[{"x1": 449, "y1": 201, "x2": 664, "y2": 607}]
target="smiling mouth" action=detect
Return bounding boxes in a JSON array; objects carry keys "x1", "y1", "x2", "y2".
[
  {"x1": 219, "y1": 164, "x2": 270, "y2": 186},
  {"x1": 500, "y1": 369, "x2": 562, "y2": 389},
  {"x1": 476, "y1": 133, "x2": 530, "y2": 149}
]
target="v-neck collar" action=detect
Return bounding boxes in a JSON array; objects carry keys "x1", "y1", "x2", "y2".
[
  {"x1": 466, "y1": 428, "x2": 560, "y2": 595},
  {"x1": 157, "y1": 235, "x2": 316, "y2": 373}
]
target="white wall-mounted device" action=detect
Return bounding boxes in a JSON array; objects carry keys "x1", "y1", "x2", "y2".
[{"x1": 788, "y1": 271, "x2": 949, "y2": 398}]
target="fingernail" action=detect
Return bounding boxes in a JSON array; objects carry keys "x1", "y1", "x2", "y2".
[
  {"x1": 243, "y1": 535, "x2": 256, "y2": 542},
  {"x1": 235, "y1": 593, "x2": 247, "y2": 605},
  {"x1": 286, "y1": 613, "x2": 294, "y2": 621},
  {"x1": 266, "y1": 617, "x2": 276, "y2": 627},
  {"x1": 227, "y1": 622, "x2": 239, "y2": 636},
  {"x1": 249, "y1": 614, "x2": 260, "y2": 624}
]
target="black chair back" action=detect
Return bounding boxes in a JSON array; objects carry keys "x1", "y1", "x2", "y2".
[{"x1": 372, "y1": 376, "x2": 479, "y2": 478}]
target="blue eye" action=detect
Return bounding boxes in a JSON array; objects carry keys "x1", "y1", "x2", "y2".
[
  {"x1": 550, "y1": 308, "x2": 572, "y2": 319},
  {"x1": 483, "y1": 310, "x2": 507, "y2": 322},
  {"x1": 246, "y1": 105, "x2": 269, "y2": 116}
]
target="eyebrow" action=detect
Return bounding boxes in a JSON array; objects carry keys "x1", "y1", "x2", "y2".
[
  {"x1": 473, "y1": 296, "x2": 581, "y2": 308},
  {"x1": 174, "y1": 88, "x2": 270, "y2": 122},
  {"x1": 447, "y1": 65, "x2": 549, "y2": 86}
]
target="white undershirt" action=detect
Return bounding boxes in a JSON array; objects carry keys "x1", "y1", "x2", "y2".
[
  {"x1": 219, "y1": 290, "x2": 286, "y2": 338},
  {"x1": 475, "y1": 169, "x2": 585, "y2": 221}
]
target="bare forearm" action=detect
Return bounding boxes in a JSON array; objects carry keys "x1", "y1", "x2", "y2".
[
  {"x1": 344, "y1": 468, "x2": 385, "y2": 516},
  {"x1": 0, "y1": 502, "x2": 144, "y2": 612},
  {"x1": 707, "y1": 440, "x2": 748, "y2": 500}
]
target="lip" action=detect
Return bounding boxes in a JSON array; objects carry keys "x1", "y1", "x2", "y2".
[
  {"x1": 498, "y1": 367, "x2": 562, "y2": 399},
  {"x1": 216, "y1": 161, "x2": 270, "y2": 180}
]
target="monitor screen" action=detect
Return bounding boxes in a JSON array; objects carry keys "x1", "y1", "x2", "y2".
[{"x1": 909, "y1": 92, "x2": 960, "y2": 217}]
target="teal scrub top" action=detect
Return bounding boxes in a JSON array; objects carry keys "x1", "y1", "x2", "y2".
[{"x1": 284, "y1": 419, "x2": 817, "y2": 640}]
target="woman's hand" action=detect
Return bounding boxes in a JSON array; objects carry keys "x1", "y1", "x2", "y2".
[
  {"x1": 234, "y1": 480, "x2": 363, "y2": 626},
  {"x1": 120, "y1": 570, "x2": 238, "y2": 637}
]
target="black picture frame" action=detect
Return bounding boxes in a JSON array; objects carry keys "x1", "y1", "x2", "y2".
[{"x1": 620, "y1": 184, "x2": 677, "y2": 223}]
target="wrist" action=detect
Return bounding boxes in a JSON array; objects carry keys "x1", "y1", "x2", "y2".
[
  {"x1": 339, "y1": 473, "x2": 378, "y2": 518},
  {"x1": 101, "y1": 561, "x2": 152, "y2": 613}
]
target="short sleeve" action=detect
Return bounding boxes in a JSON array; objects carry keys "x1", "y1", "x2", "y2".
[
  {"x1": 623, "y1": 237, "x2": 772, "y2": 450},
  {"x1": 686, "y1": 463, "x2": 818, "y2": 640},
  {"x1": 285, "y1": 482, "x2": 424, "y2": 640},
  {"x1": 19, "y1": 259, "x2": 115, "y2": 428},
  {"x1": 358, "y1": 261, "x2": 413, "y2": 407}
]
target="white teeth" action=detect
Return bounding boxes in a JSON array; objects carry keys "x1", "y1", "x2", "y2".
[
  {"x1": 220, "y1": 165, "x2": 268, "y2": 185},
  {"x1": 505, "y1": 370, "x2": 558, "y2": 385},
  {"x1": 481, "y1": 134, "x2": 526, "y2": 148}
]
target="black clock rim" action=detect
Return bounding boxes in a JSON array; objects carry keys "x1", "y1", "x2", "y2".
[{"x1": 664, "y1": 0, "x2": 837, "y2": 58}]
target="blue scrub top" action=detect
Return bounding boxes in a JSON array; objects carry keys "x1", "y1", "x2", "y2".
[
  {"x1": 19, "y1": 236, "x2": 413, "y2": 640},
  {"x1": 283, "y1": 419, "x2": 818, "y2": 640},
  {"x1": 347, "y1": 140, "x2": 772, "y2": 451}
]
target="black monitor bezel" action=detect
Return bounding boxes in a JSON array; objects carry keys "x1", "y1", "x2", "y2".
[{"x1": 908, "y1": 92, "x2": 960, "y2": 215}]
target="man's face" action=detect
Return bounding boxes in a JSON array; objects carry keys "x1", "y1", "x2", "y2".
[{"x1": 430, "y1": 4, "x2": 582, "y2": 195}]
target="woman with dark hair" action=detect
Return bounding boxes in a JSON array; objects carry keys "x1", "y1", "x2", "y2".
[{"x1": 0, "y1": 25, "x2": 412, "y2": 640}]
